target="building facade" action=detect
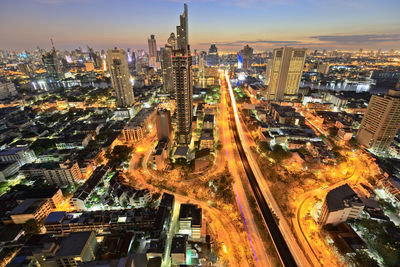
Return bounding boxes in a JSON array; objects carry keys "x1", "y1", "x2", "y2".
[
  {"x1": 106, "y1": 49, "x2": 135, "y2": 107},
  {"x1": 356, "y1": 89, "x2": 400, "y2": 153},
  {"x1": 156, "y1": 109, "x2": 172, "y2": 141},
  {"x1": 173, "y1": 4, "x2": 193, "y2": 145},
  {"x1": 207, "y1": 44, "x2": 219, "y2": 66},
  {"x1": 319, "y1": 184, "x2": 364, "y2": 226},
  {"x1": 161, "y1": 45, "x2": 174, "y2": 94},
  {"x1": 265, "y1": 47, "x2": 306, "y2": 101}
]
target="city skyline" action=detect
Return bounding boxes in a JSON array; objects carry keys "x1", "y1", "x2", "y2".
[{"x1": 1, "y1": 0, "x2": 399, "y2": 51}]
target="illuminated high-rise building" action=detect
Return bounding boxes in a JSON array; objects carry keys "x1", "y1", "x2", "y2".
[
  {"x1": 106, "y1": 49, "x2": 135, "y2": 107},
  {"x1": 173, "y1": 48, "x2": 193, "y2": 145},
  {"x1": 356, "y1": 88, "x2": 400, "y2": 153},
  {"x1": 176, "y1": 3, "x2": 188, "y2": 50},
  {"x1": 42, "y1": 42, "x2": 64, "y2": 89},
  {"x1": 148, "y1": 35, "x2": 158, "y2": 67},
  {"x1": 240, "y1": 45, "x2": 253, "y2": 70},
  {"x1": 148, "y1": 35, "x2": 157, "y2": 58},
  {"x1": 173, "y1": 4, "x2": 193, "y2": 145},
  {"x1": 207, "y1": 44, "x2": 219, "y2": 66},
  {"x1": 161, "y1": 45, "x2": 174, "y2": 94},
  {"x1": 265, "y1": 47, "x2": 306, "y2": 100}
]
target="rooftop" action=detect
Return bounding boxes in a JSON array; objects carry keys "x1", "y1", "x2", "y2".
[
  {"x1": 326, "y1": 184, "x2": 363, "y2": 212},
  {"x1": 56, "y1": 231, "x2": 94, "y2": 257},
  {"x1": 11, "y1": 198, "x2": 47, "y2": 215}
]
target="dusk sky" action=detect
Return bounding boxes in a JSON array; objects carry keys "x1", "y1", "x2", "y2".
[{"x1": 1, "y1": 0, "x2": 400, "y2": 51}]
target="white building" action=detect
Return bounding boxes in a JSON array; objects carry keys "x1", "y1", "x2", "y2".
[{"x1": 319, "y1": 184, "x2": 365, "y2": 226}]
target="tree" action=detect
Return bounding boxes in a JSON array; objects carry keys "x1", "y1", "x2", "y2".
[
  {"x1": 23, "y1": 219, "x2": 41, "y2": 235},
  {"x1": 106, "y1": 145, "x2": 132, "y2": 164},
  {"x1": 348, "y1": 137, "x2": 358, "y2": 147},
  {"x1": 328, "y1": 126, "x2": 338, "y2": 137},
  {"x1": 270, "y1": 145, "x2": 291, "y2": 162}
]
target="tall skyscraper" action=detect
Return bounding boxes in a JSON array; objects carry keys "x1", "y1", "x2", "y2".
[
  {"x1": 148, "y1": 35, "x2": 158, "y2": 67},
  {"x1": 240, "y1": 45, "x2": 253, "y2": 70},
  {"x1": 207, "y1": 44, "x2": 219, "y2": 66},
  {"x1": 156, "y1": 109, "x2": 172, "y2": 141},
  {"x1": 173, "y1": 4, "x2": 193, "y2": 145},
  {"x1": 106, "y1": 49, "x2": 135, "y2": 107},
  {"x1": 265, "y1": 47, "x2": 306, "y2": 101},
  {"x1": 176, "y1": 3, "x2": 188, "y2": 50},
  {"x1": 148, "y1": 35, "x2": 157, "y2": 58},
  {"x1": 161, "y1": 45, "x2": 174, "y2": 94},
  {"x1": 42, "y1": 42, "x2": 63, "y2": 89},
  {"x1": 356, "y1": 88, "x2": 400, "y2": 153}
]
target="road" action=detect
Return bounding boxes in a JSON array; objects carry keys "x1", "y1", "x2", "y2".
[
  {"x1": 219, "y1": 74, "x2": 273, "y2": 267},
  {"x1": 129, "y1": 132, "x2": 252, "y2": 266},
  {"x1": 223, "y1": 71, "x2": 310, "y2": 267},
  {"x1": 292, "y1": 123, "x2": 377, "y2": 266}
]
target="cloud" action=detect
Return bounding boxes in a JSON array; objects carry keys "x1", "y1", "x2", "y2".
[
  {"x1": 199, "y1": 39, "x2": 309, "y2": 47},
  {"x1": 310, "y1": 34, "x2": 400, "y2": 44}
]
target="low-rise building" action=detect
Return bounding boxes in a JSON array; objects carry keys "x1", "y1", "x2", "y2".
[
  {"x1": 319, "y1": 184, "x2": 364, "y2": 226},
  {"x1": 0, "y1": 146, "x2": 36, "y2": 167},
  {"x1": 122, "y1": 107, "x2": 156, "y2": 143},
  {"x1": 70, "y1": 166, "x2": 109, "y2": 210},
  {"x1": 7, "y1": 231, "x2": 97, "y2": 267},
  {"x1": 179, "y1": 204, "x2": 203, "y2": 241},
  {"x1": 55, "y1": 134, "x2": 92, "y2": 150},
  {"x1": 199, "y1": 130, "x2": 214, "y2": 150},
  {"x1": 16, "y1": 187, "x2": 64, "y2": 209},
  {"x1": 171, "y1": 235, "x2": 188, "y2": 266},
  {"x1": 380, "y1": 177, "x2": 400, "y2": 201},
  {"x1": 152, "y1": 138, "x2": 170, "y2": 171},
  {"x1": 0, "y1": 161, "x2": 19, "y2": 181},
  {"x1": 109, "y1": 175, "x2": 151, "y2": 208},
  {"x1": 10, "y1": 198, "x2": 52, "y2": 224},
  {"x1": 22, "y1": 161, "x2": 83, "y2": 186},
  {"x1": 338, "y1": 127, "x2": 353, "y2": 141},
  {"x1": 203, "y1": 114, "x2": 214, "y2": 130},
  {"x1": 44, "y1": 208, "x2": 157, "y2": 234}
]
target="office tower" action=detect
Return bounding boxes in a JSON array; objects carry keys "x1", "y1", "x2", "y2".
[
  {"x1": 207, "y1": 44, "x2": 219, "y2": 66},
  {"x1": 173, "y1": 4, "x2": 193, "y2": 145},
  {"x1": 148, "y1": 35, "x2": 157, "y2": 58},
  {"x1": 148, "y1": 35, "x2": 158, "y2": 67},
  {"x1": 161, "y1": 45, "x2": 174, "y2": 94},
  {"x1": 240, "y1": 45, "x2": 253, "y2": 69},
  {"x1": 356, "y1": 88, "x2": 400, "y2": 153},
  {"x1": 156, "y1": 109, "x2": 172, "y2": 141},
  {"x1": 176, "y1": 3, "x2": 188, "y2": 50},
  {"x1": 265, "y1": 47, "x2": 307, "y2": 100},
  {"x1": 42, "y1": 42, "x2": 64, "y2": 89},
  {"x1": 106, "y1": 49, "x2": 135, "y2": 107}
]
